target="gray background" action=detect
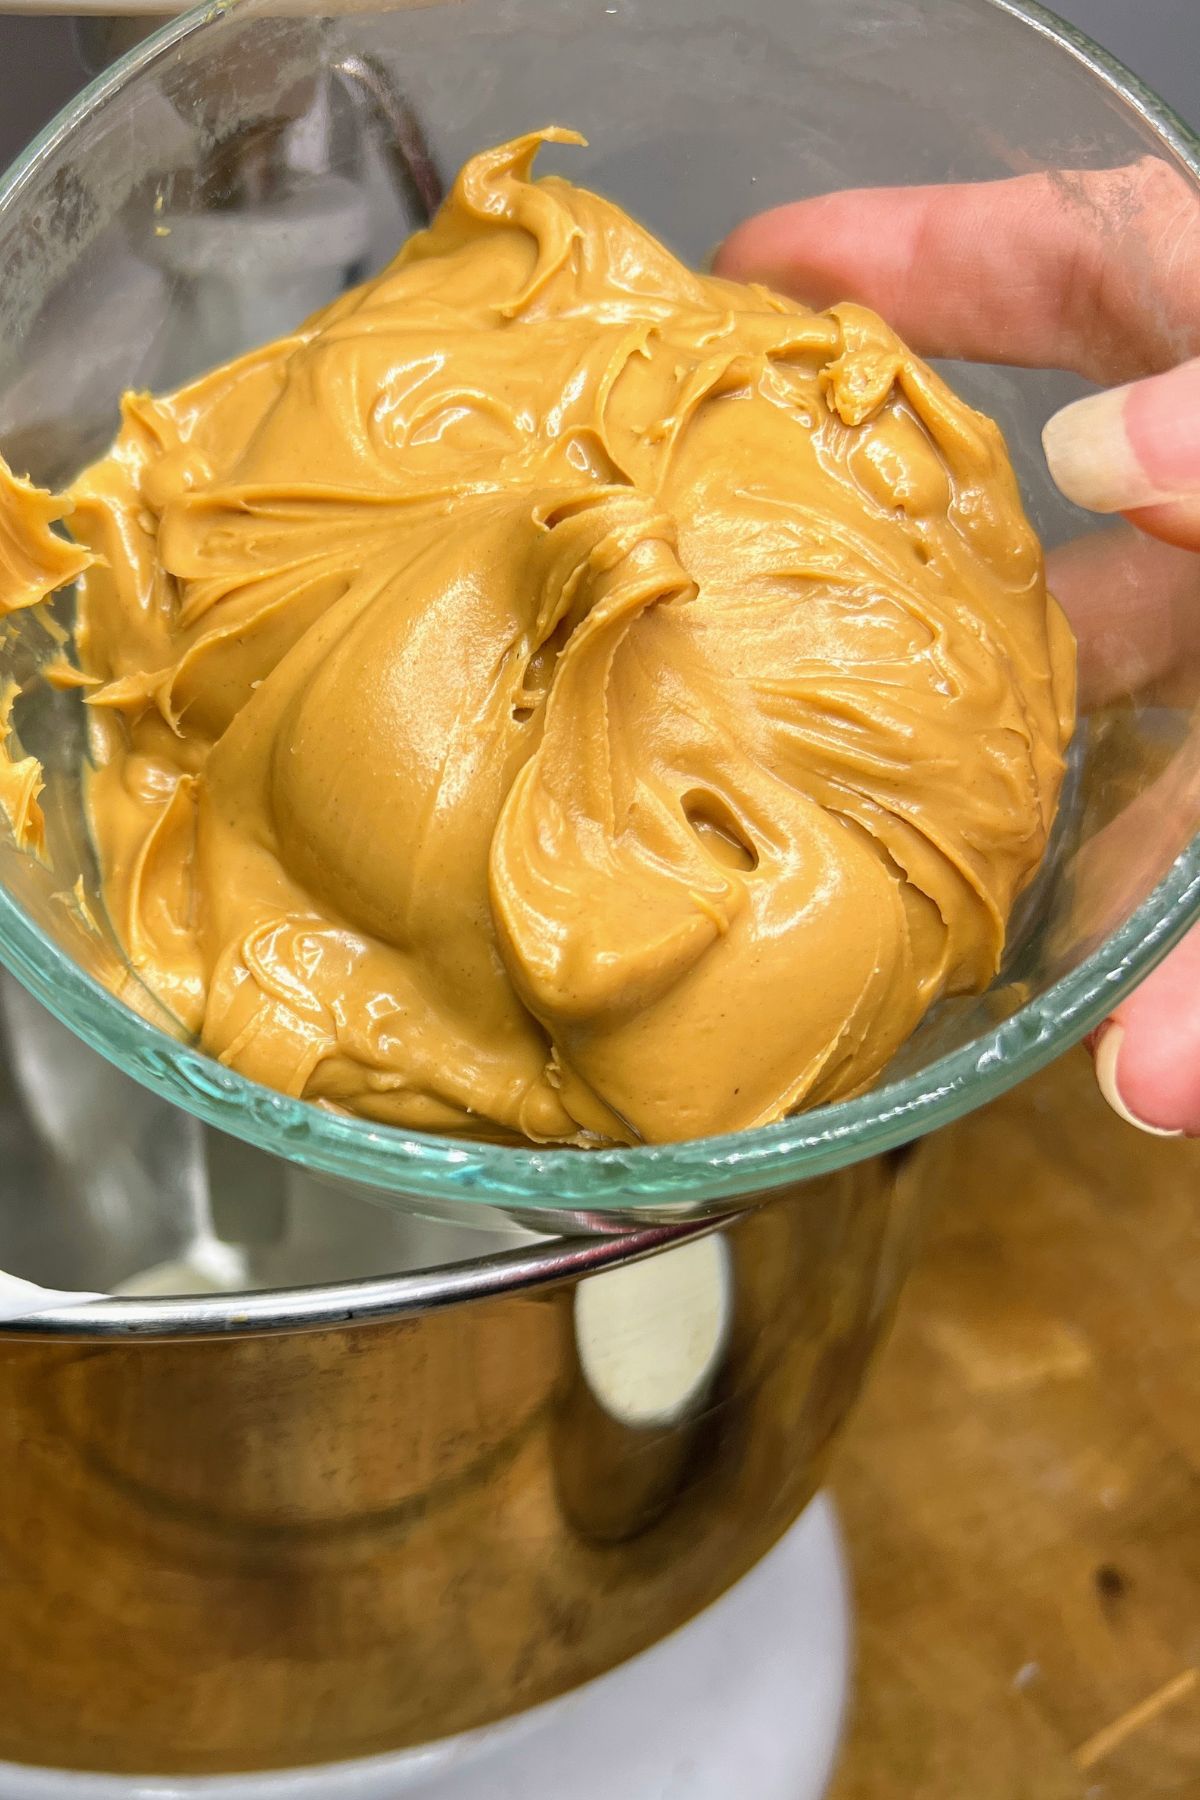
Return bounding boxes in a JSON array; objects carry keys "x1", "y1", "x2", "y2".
[{"x1": 0, "y1": 0, "x2": 1198, "y2": 169}]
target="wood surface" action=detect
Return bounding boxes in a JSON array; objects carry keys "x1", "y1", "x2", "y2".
[{"x1": 828, "y1": 1047, "x2": 1200, "y2": 1799}]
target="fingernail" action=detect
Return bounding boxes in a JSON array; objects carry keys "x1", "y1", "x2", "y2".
[
  {"x1": 1094, "y1": 1022, "x2": 1183, "y2": 1138},
  {"x1": 1043, "y1": 358, "x2": 1200, "y2": 514}
]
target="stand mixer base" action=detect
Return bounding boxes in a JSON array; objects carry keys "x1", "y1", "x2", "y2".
[{"x1": 0, "y1": 1496, "x2": 849, "y2": 1800}]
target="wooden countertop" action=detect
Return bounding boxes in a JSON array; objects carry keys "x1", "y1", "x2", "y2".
[{"x1": 828, "y1": 1048, "x2": 1200, "y2": 1799}]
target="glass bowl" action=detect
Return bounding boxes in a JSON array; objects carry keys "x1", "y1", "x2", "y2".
[{"x1": 0, "y1": 0, "x2": 1198, "y2": 1220}]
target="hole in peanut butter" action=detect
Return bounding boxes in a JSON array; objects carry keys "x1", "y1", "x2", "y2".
[
  {"x1": 513, "y1": 613, "x2": 575, "y2": 723},
  {"x1": 914, "y1": 541, "x2": 932, "y2": 565},
  {"x1": 682, "y1": 789, "x2": 758, "y2": 873},
  {"x1": 537, "y1": 491, "x2": 611, "y2": 531}
]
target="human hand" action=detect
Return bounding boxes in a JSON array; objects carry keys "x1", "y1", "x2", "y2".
[{"x1": 716, "y1": 160, "x2": 1200, "y2": 1135}]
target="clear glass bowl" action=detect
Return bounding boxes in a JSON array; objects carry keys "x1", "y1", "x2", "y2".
[{"x1": 0, "y1": 0, "x2": 1198, "y2": 1218}]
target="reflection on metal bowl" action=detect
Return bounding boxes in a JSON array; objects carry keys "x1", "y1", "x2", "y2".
[{"x1": 0, "y1": 1018, "x2": 924, "y2": 1772}]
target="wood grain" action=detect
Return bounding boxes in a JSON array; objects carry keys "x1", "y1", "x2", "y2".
[{"x1": 828, "y1": 1047, "x2": 1200, "y2": 1799}]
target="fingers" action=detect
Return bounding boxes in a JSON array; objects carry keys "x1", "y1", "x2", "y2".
[
  {"x1": 1043, "y1": 358, "x2": 1200, "y2": 550},
  {"x1": 715, "y1": 159, "x2": 1200, "y2": 383},
  {"x1": 1123, "y1": 498, "x2": 1200, "y2": 553},
  {"x1": 1046, "y1": 526, "x2": 1200, "y2": 708},
  {"x1": 1069, "y1": 728, "x2": 1200, "y2": 1137},
  {"x1": 1093, "y1": 926, "x2": 1200, "y2": 1136}
]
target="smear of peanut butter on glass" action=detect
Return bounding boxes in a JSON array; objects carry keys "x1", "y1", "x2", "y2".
[{"x1": 0, "y1": 131, "x2": 1075, "y2": 1144}]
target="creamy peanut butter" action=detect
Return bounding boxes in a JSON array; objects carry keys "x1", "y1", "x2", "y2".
[{"x1": 3, "y1": 131, "x2": 1075, "y2": 1143}]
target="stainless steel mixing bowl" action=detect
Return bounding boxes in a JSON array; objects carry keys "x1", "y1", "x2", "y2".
[{"x1": 0, "y1": 996, "x2": 919, "y2": 1771}]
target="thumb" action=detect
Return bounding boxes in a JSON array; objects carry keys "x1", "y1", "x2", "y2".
[
  {"x1": 1092, "y1": 925, "x2": 1200, "y2": 1137},
  {"x1": 1044, "y1": 357, "x2": 1200, "y2": 550}
]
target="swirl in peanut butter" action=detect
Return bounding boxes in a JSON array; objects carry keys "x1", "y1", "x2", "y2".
[{"x1": 50, "y1": 130, "x2": 1074, "y2": 1143}]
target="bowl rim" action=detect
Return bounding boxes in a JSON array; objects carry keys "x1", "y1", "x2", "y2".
[
  {"x1": 0, "y1": 1215, "x2": 720, "y2": 1340},
  {"x1": 1, "y1": 0, "x2": 1198, "y2": 1234}
]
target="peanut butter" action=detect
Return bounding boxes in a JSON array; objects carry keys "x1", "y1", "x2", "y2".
[{"x1": 5, "y1": 131, "x2": 1076, "y2": 1143}]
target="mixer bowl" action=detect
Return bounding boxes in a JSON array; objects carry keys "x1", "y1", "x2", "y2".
[{"x1": 0, "y1": 0, "x2": 1197, "y2": 1780}]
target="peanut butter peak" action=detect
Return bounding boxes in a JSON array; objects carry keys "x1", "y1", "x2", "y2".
[{"x1": 7, "y1": 130, "x2": 1075, "y2": 1143}]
